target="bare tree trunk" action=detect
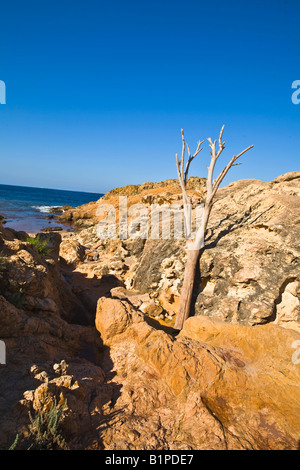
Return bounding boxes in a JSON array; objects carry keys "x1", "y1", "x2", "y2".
[
  {"x1": 174, "y1": 204, "x2": 211, "y2": 330},
  {"x1": 174, "y1": 125, "x2": 253, "y2": 330},
  {"x1": 174, "y1": 249, "x2": 199, "y2": 330}
]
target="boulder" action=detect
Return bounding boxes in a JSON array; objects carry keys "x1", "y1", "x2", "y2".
[
  {"x1": 38, "y1": 231, "x2": 62, "y2": 261},
  {"x1": 95, "y1": 297, "x2": 300, "y2": 450},
  {"x1": 59, "y1": 239, "x2": 86, "y2": 266}
]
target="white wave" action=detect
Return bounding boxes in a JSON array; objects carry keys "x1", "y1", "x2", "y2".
[{"x1": 32, "y1": 205, "x2": 63, "y2": 213}]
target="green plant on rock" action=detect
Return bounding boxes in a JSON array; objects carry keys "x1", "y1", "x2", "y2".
[
  {"x1": 8, "y1": 435, "x2": 19, "y2": 450},
  {"x1": 26, "y1": 234, "x2": 52, "y2": 256},
  {"x1": 28, "y1": 399, "x2": 68, "y2": 450},
  {"x1": 0, "y1": 434, "x2": 19, "y2": 450}
]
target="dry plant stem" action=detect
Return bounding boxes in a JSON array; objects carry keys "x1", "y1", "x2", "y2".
[
  {"x1": 174, "y1": 126, "x2": 253, "y2": 330},
  {"x1": 175, "y1": 129, "x2": 204, "y2": 238}
]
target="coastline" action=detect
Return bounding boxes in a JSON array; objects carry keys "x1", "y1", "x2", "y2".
[
  {"x1": 0, "y1": 183, "x2": 103, "y2": 234},
  {"x1": 0, "y1": 209, "x2": 74, "y2": 235}
]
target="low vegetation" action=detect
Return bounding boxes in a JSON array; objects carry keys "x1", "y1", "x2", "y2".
[
  {"x1": 27, "y1": 399, "x2": 68, "y2": 450},
  {"x1": 26, "y1": 234, "x2": 51, "y2": 256}
]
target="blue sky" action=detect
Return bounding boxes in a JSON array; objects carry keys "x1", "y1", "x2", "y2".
[{"x1": 0, "y1": 0, "x2": 299, "y2": 193}]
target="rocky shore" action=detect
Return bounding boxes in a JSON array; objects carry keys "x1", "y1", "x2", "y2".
[{"x1": 0, "y1": 172, "x2": 299, "y2": 450}]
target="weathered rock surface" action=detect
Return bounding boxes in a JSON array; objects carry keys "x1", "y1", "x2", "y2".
[
  {"x1": 58, "y1": 172, "x2": 300, "y2": 332},
  {"x1": 94, "y1": 297, "x2": 300, "y2": 450},
  {"x1": 0, "y1": 226, "x2": 93, "y2": 325},
  {"x1": 131, "y1": 173, "x2": 300, "y2": 331},
  {"x1": 1, "y1": 172, "x2": 300, "y2": 450},
  {"x1": 59, "y1": 238, "x2": 86, "y2": 266},
  {"x1": 0, "y1": 292, "x2": 104, "y2": 449}
]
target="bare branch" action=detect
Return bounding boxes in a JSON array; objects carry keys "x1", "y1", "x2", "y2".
[
  {"x1": 208, "y1": 144, "x2": 254, "y2": 204},
  {"x1": 175, "y1": 129, "x2": 204, "y2": 241},
  {"x1": 184, "y1": 139, "x2": 204, "y2": 185},
  {"x1": 206, "y1": 125, "x2": 226, "y2": 201},
  {"x1": 181, "y1": 129, "x2": 185, "y2": 178},
  {"x1": 176, "y1": 130, "x2": 204, "y2": 196},
  {"x1": 176, "y1": 152, "x2": 186, "y2": 199},
  {"x1": 217, "y1": 124, "x2": 225, "y2": 158},
  {"x1": 186, "y1": 142, "x2": 191, "y2": 159}
]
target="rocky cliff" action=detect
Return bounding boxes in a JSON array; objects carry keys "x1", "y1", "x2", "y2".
[
  {"x1": 57, "y1": 171, "x2": 300, "y2": 331},
  {"x1": 0, "y1": 172, "x2": 299, "y2": 450}
]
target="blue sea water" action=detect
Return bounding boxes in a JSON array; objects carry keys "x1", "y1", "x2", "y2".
[{"x1": 0, "y1": 184, "x2": 103, "y2": 233}]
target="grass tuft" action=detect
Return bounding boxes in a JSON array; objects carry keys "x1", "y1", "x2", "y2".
[
  {"x1": 26, "y1": 234, "x2": 52, "y2": 256},
  {"x1": 28, "y1": 399, "x2": 68, "y2": 450}
]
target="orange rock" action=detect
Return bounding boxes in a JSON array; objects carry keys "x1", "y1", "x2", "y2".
[{"x1": 95, "y1": 297, "x2": 300, "y2": 449}]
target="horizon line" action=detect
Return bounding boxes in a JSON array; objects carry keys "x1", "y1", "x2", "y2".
[{"x1": 0, "y1": 182, "x2": 104, "y2": 195}]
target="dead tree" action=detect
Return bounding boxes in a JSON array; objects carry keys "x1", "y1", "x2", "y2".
[
  {"x1": 175, "y1": 129, "x2": 204, "y2": 238},
  {"x1": 174, "y1": 126, "x2": 253, "y2": 330}
]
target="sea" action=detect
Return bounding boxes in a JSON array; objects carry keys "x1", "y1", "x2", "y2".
[{"x1": 0, "y1": 184, "x2": 103, "y2": 233}]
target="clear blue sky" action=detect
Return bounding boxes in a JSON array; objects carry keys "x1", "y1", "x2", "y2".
[{"x1": 0, "y1": 0, "x2": 299, "y2": 193}]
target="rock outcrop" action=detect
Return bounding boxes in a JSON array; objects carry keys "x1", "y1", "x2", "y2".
[
  {"x1": 56, "y1": 172, "x2": 300, "y2": 332},
  {"x1": 0, "y1": 172, "x2": 300, "y2": 450},
  {"x1": 131, "y1": 174, "x2": 300, "y2": 331},
  {"x1": 94, "y1": 297, "x2": 300, "y2": 450}
]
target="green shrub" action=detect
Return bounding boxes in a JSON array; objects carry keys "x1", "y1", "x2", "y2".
[
  {"x1": 26, "y1": 234, "x2": 51, "y2": 256},
  {"x1": 27, "y1": 399, "x2": 68, "y2": 450},
  {"x1": 0, "y1": 434, "x2": 19, "y2": 450},
  {"x1": 8, "y1": 435, "x2": 19, "y2": 450}
]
